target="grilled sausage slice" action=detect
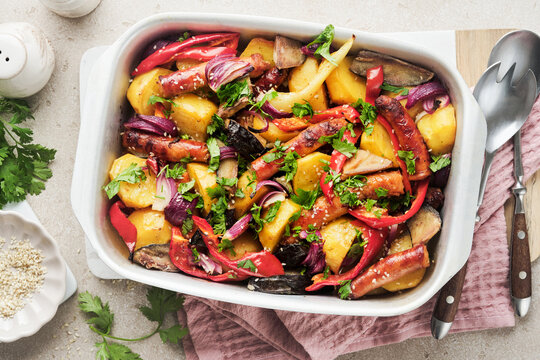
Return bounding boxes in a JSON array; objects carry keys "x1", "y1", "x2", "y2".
[{"x1": 122, "y1": 129, "x2": 209, "y2": 162}]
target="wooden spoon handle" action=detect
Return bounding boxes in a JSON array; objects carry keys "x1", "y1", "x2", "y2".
[
  {"x1": 432, "y1": 262, "x2": 467, "y2": 323},
  {"x1": 511, "y1": 213, "x2": 532, "y2": 299}
]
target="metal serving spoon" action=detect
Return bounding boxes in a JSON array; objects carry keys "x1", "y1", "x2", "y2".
[
  {"x1": 431, "y1": 61, "x2": 537, "y2": 339},
  {"x1": 488, "y1": 29, "x2": 540, "y2": 317}
]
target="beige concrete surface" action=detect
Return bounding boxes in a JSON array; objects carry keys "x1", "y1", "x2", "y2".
[{"x1": 1, "y1": 1, "x2": 540, "y2": 359}]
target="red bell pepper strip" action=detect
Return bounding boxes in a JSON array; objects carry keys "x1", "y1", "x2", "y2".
[
  {"x1": 132, "y1": 32, "x2": 240, "y2": 76},
  {"x1": 172, "y1": 46, "x2": 237, "y2": 62},
  {"x1": 348, "y1": 178, "x2": 429, "y2": 228},
  {"x1": 169, "y1": 227, "x2": 249, "y2": 282},
  {"x1": 363, "y1": 65, "x2": 412, "y2": 193},
  {"x1": 192, "y1": 216, "x2": 285, "y2": 277},
  {"x1": 305, "y1": 220, "x2": 388, "y2": 291},
  {"x1": 109, "y1": 201, "x2": 137, "y2": 253},
  {"x1": 272, "y1": 105, "x2": 361, "y2": 132}
]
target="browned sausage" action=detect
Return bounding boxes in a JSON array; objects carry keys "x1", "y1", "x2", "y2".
[
  {"x1": 348, "y1": 244, "x2": 430, "y2": 299},
  {"x1": 282, "y1": 170, "x2": 404, "y2": 244},
  {"x1": 375, "y1": 95, "x2": 431, "y2": 181},
  {"x1": 160, "y1": 54, "x2": 272, "y2": 97},
  {"x1": 252, "y1": 67, "x2": 288, "y2": 96},
  {"x1": 122, "y1": 129, "x2": 209, "y2": 162},
  {"x1": 251, "y1": 118, "x2": 348, "y2": 180}
]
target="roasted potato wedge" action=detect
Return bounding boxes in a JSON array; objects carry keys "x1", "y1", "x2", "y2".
[{"x1": 108, "y1": 154, "x2": 156, "y2": 209}]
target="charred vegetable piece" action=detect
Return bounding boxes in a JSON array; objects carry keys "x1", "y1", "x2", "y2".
[
  {"x1": 407, "y1": 204, "x2": 442, "y2": 246},
  {"x1": 273, "y1": 36, "x2": 306, "y2": 70},
  {"x1": 247, "y1": 274, "x2": 311, "y2": 295},
  {"x1": 347, "y1": 244, "x2": 430, "y2": 299},
  {"x1": 275, "y1": 243, "x2": 309, "y2": 268},
  {"x1": 424, "y1": 187, "x2": 445, "y2": 210},
  {"x1": 133, "y1": 244, "x2": 179, "y2": 272},
  {"x1": 226, "y1": 119, "x2": 266, "y2": 159},
  {"x1": 253, "y1": 67, "x2": 288, "y2": 96},
  {"x1": 349, "y1": 50, "x2": 434, "y2": 86}
]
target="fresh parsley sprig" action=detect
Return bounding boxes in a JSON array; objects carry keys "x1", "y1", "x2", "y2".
[
  {"x1": 78, "y1": 288, "x2": 187, "y2": 360},
  {"x1": 379, "y1": 83, "x2": 409, "y2": 96},
  {"x1": 292, "y1": 102, "x2": 314, "y2": 118},
  {"x1": 0, "y1": 98, "x2": 56, "y2": 209},
  {"x1": 429, "y1": 154, "x2": 451, "y2": 172},
  {"x1": 216, "y1": 80, "x2": 251, "y2": 108},
  {"x1": 398, "y1": 150, "x2": 417, "y2": 175}
]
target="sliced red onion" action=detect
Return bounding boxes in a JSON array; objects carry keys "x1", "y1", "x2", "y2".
[
  {"x1": 137, "y1": 114, "x2": 178, "y2": 137},
  {"x1": 206, "y1": 55, "x2": 254, "y2": 91},
  {"x1": 395, "y1": 94, "x2": 408, "y2": 101},
  {"x1": 422, "y1": 94, "x2": 450, "y2": 114},
  {"x1": 260, "y1": 101, "x2": 292, "y2": 119},
  {"x1": 199, "y1": 253, "x2": 223, "y2": 275},
  {"x1": 146, "y1": 156, "x2": 159, "y2": 175},
  {"x1": 405, "y1": 82, "x2": 448, "y2": 109},
  {"x1": 222, "y1": 213, "x2": 252, "y2": 241},
  {"x1": 219, "y1": 146, "x2": 238, "y2": 160},
  {"x1": 254, "y1": 180, "x2": 287, "y2": 194},
  {"x1": 124, "y1": 119, "x2": 164, "y2": 136},
  {"x1": 245, "y1": 110, "x2": 269, "y2": 133},
  {"x1": 259, "y1": 192, "x2": 286, "y2": 209},
  {"x1": 152, "y1": 171, "x2": 177, "y2": 211},
  {"x1": 164, "y1": 192, "x2": 196, "y2": 226},
  {"x1": 301, "y1": 241, "x2": 326, "y2": 274}
]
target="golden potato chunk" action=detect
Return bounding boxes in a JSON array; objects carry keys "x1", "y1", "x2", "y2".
[
  {"x1": 234, "y1": 171, "x2": 269, "y2": 218},
  {"x1": 325, "y1": 56, "x2": 366, "y2": 105},
  {"x1": 416, "y1": 104, "x2": 456, "y2": 156},
  {"x1": 360, "y1": 121, "x2": 398, "y2": 166},
  {"x1": 127, "y1": 67, "x2": 172, "y2": 115},
  {"x1": 170, "y1": 93, "x2": 218, "y2": 141},
  {"x1": 321, "y1": 217, "x2": 358, "y2": 274},
  {"x1": 240, "y1": 37, "x2": 275, "y2": 66},
  {"x1": 228, "y1": 231, "x2": 263, "y2": 260},
  {"x1": 108, "y1": 154, "x2": 156, "y2": 209},
  {"x1": 128, "y1": 208, "x2": 172, "y2": 251},
  {"x1": 293, "y1": 152, "x2": 330, "y2": 193},
  {"x1": 288, "y1": 57, "x2": 328, "y2": 111},
  {"x1": 186, "y1": 163, "x2": 217, "y2": 215},
  {"x1": 252, "y1": 115, "x2": 299, "y2": 143},
  {"x1": 259, "y1": 199, "x2": 301, "y2": 252}
]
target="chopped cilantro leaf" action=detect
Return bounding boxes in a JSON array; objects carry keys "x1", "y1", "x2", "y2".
[
  {"x1": 177, "y1": 179, "x2": 195, "y2": 194},
  {"x1": 237, "y1": 259, "x2": 257, "y2": 273},
  {"x1": 380, "y1": 83, "x2": 409, "y2": 96},
  {"x1": 250, "y1": 90, "x2": 277, "y2": 116},
  {"x1": 148, "y1": 95, "x2": 177, "y2": 107},
  {"x1": 262, "y1": 140, "x2": 288, "y2": 163},
  {"x1": 281, "y1": 151, "x2": 300, "y2": 182},
  {"x1": 235, "y1": 188, "x2": 245, "y2": 198},
  {"x1": 375, "y1": 187, "x2": 389, "y2": 198},
  {"x1": 207, "y1": 114, "x2": 228, "y2": 144},
  {"x1": 216, "y1": 80, "x2": 251, "y2": 108},
  {"x1": 352, "y1": 98, "x2": 378, "y2": 131},
  {"x1": 178, "y1": 32, "x2": 190, "y2": 42},
  {"x1": 206, "y1": 137, "x2": 221, "y2": 172},
  {"x1": 322, "y1": 266, "x2": 330, "y2": 279},
  {"x1": 306, "y1": 24, "x2": 337, "y2": 65},
  {"x1": 292, "y1": 102, "x2": 314, "y2": 118},
  {"x1": 338, "y1": 280, "x2": 352, "y2": 299},
  {"x1": 181, "y1": 217, "x2": 193, "y2": 235},
  {"x1": 165, "y1": 163, "x2": 186, "y2": 179},
  {"x1": 429, "y1": 154, "x2": 451, "y2": 172},
  {"x1": 218, "y1": 239, "x2": 236, "y2": 256},
  {"x1": 191, "y1": 248, "x2": 200, "y2": 262},
  {"x1": 291, "y1": 187, "x2": 321, "y2": 210},
  {"x1": 398, "y1": 150, "x2": 416, "y2": 175},
  {"x1": 103, "y1": 163, "x2": 146, "y2": 199}
]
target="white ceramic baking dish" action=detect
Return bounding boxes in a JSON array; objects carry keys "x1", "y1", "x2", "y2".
[{"x1": 71, "y1": 13, "x2": 486, "y2": 316}]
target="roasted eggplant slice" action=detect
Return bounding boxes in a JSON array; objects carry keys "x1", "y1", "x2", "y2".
[
  {"x1": 273, "y1": 35, "x2": 306, "y2": 70},
  {"x1": 349, "y1": 50, "x2": 434, "y2": 86},
  {"x1": 342, "y1": 149, "x2": 394, "y2": 177},
  {"x1": 275, "y1": 243, "x2": 309, "y2": 268},
  {"x1": 407, "y1": 204, "x2": 442, "y2": 246},
  {"x1": 133, "y1": 244, "x2": 178, "y2": 272},
  {"x1": 226, "y1": 119, "x2": 266, "y2": 159},
  {"x1": 247, "y1": 274, "x2": 311, "y2": 295}
]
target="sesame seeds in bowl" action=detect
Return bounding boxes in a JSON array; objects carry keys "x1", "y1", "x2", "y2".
[{"x1": 0, "y1": 211, "x2": 66, "y2": 343}]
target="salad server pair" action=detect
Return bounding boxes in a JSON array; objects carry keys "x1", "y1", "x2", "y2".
[{"x1": 432, "y1": 29, "x2": 540, "y2": 339}]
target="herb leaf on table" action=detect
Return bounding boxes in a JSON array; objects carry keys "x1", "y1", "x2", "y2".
[
  {"x1": 79, "y1": 287, "x2": 187, "y2": 359},
  {"x1": 0, "y1": 98, "x2": 56, "y2": 209}
]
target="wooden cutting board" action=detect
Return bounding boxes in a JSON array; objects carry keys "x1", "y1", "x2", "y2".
[{"x1": 456, "y1": 29, "x2": 540, "y2": 262}]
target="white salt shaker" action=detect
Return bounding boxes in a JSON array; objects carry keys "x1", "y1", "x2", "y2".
[
  {"x1": 39, "y1": 0, "x2": 102, "y2": 18},
  {"x1": 0, "y1": 23, "x2": 55, "y2": 98}
]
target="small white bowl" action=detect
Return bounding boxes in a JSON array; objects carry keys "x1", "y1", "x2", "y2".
[{"x1": 0, "y1": 211, "x2": 66, "y2": 343}]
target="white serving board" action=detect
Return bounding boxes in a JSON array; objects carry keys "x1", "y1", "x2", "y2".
[{"x1": 81, "y1": 31, "x2": 457, "y2": 280}]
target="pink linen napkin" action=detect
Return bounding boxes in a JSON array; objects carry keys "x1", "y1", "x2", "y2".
[{"x1": 178, "y1": 97, "x2": 540, "y2": 360}]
